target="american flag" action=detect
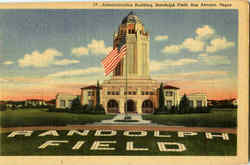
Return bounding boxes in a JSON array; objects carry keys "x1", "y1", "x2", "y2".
[{"x1": 102, "y1": 38, "x2": 127, "y2": 76}]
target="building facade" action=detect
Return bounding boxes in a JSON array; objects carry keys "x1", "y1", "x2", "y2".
[
  {"x1": 56, "y1": 93, "x2": 77, "y2": 109},
  {"x1": 25, "y1": 99, "x2": 47, "y2": 107},
  {"x1": 56, "y1": 12, "x2": 207, "y2": 113}
]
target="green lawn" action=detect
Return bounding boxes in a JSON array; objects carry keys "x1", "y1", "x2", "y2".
[
  {"x1": 0, "y1": 108, "x2": 236, "y2": 128},
  {"x1": 0, "y1": 130, "x2": 236, "y2": 156},
  {"x1": 142, "y1": 109, "x2": 237, "y2": 128},
  {"x1": 0, "y1": 109, "x2": 114, "y2": 127}
]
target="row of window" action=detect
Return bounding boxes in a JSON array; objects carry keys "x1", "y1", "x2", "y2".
[
  {"x1": 107, "y1": 91, "x2": 120, "y2": 95},
  {"x1": 88, "y1": 91, "x2": 95, "y2": 96},
  {"x1": 141, "y1": 91, "x2": 154, "y2": 95},
  {"x1": 119, "y1": 30, "x2": 143, "y2": 35},
  {"x1": 107, "y1": 91, "x2": 154, "y2": 95},
  {"x1": 60, "y1": 100, "x2": 73, "y2": 107},
  {"x1": 190, "y1": 100, "x2": 203, "y2": 107},
  {"x1": 165, "y1": 100, "x2": 203, "y2": 107},
  {"x1": 165, "y1": 91, "x2": 173, "y2": 96},
  {"x1": 88, "y1": 90, "x2": 175, "y2": 97}
]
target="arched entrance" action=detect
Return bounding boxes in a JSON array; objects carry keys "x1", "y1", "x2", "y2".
[
  {"x1": 107, "y1": 100, "x2": 119, "y2": 113},
  {"x1": 142, "y1": 100, "x2": 154, "y2": 113},
  {"x1": 124, "y1": 99, "x2": 136, "y2": 113}
]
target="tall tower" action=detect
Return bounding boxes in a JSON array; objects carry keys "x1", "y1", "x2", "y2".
[
  {"x1": 101, "y1": 12, "x2": 159, "y2": 114},
  {"x1": 113, "y1": 12, "x2": 150, "y2": 79}
]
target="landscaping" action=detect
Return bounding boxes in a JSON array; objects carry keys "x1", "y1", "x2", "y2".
[
  {"x1": 143, "y1": 109, "x2": 237, "y2": 128},
  {"x1": 0, "y1": 109, "x2": 114, "y2": 128},
  {"x1": 0, "y1": 130, "x2": 236, "y2": 156},
  {"x1": 0, "y1": 108, "x2": 237, "y2": 128}
]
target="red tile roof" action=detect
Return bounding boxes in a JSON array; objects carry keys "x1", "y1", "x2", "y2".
[{"x1": 163, "y1": 85, "x2": 180, "y2": 89}]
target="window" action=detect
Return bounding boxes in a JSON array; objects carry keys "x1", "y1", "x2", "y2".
[
  {"x1": 128, "y1": 91, "x2": 132, "y2": 95},
  {"x1": 141, "y1": 91, "x2": 144, "y2": 95},
  {"x1": 124, "y1": 92, "x2": 127, "y2": 95},
  {"x1": 150, "y1": 92, "x2": 154, "y2": 95},
  {"x1": 166, "y1": 91, "x2": 173, "y2": 96},
  {"x1": 166, "y1": 100, "x2": 172, "y2": 108},
  {"x1": 88, "y1": 91, "x2": 95, "y2": 96},
  {"x1": 133, "y1": 91, "x2": 136, "y2": 95},
  {"x1": 116, "y1": 91, "x2": 120, "y2": 95},
  {"x1": 197, "y1": 100, "x2": 202, "y2": 107},
  {"x1": 68, "y1": 100, "x2": 73, "y2": 107},
  {"x1": 107, "y1": 91, "x2": 111, "y2": 95},
  {"x1": 60, "y1": 100, "x2": 65, "y2": 107},
  {"x1": 112, "y1": 91, "x2": 115, "y2": 95},
  {"x1": 145, "y1": 91, "x2": 149, "y2": 95}
]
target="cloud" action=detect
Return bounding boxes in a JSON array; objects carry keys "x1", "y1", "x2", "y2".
[
  {"x1": 182, "y1": 38, "x2": 205, "y2": 52},
  {"x1": 161, "y1": 45, "x2": 182, "y2": 54},
  {"x1": 195, "y1": 25, "x2": 215, "y2": 40},
  {"x1": 152, "y1": 70, "x2": 229, "y2": 81},
  {"x1": 88, "y1": 40, "x2": 112, "y2": 55},
  {"x1": 54, "y1": 59, "x2": 80, "y2": 65},
  {"x1": 72, "y1": 47, "x2": 89, "y2": 56},
  {"x1": 206, "y1": 37, "x2": 235, "y2": 53},
  {"x1": 47, "y1": 67, "x2": 103, "y2": 78},
  {"x1": 198, "y1": 54, "x2": 231, "y2": 65},
  {"x1": 154, "y1": 35, "x2": 168, "y2": 41},
  {"x1": 72, "y1": 40, "x2": 112, "y2": 56},
  {"x1": 150, "y1": 58, "x2": 198, "y2": 71},
  {"x1": 161, "y1": 25, "x2": 235, "y2": 55},
  {"x1": 18, "y1": 49, "x2": 80, "y2": 68},
  {"x1": 18, "y1": 49, "x2": 62, "y2": 68},
  {"x1": 3, "y1": 61, "x2": 14, "y2": 65}
]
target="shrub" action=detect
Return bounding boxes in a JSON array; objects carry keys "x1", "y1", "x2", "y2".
[
  {"x1": 93, "y1": 104, "x2": 105, "y2": 114},
  {"x1": 70, "y1": 97, "x2": 82, "y2": 112},
  {"x1": 48, "y1": 106, "x2": 67, "y2": 112},
  {"x1": 0, "y1": 104, "x2": 7, "y2": 111}
]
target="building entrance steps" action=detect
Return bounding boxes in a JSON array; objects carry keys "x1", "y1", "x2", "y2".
[{"x1": 100, "y1": 114, "x2": 151, "y2": 125}]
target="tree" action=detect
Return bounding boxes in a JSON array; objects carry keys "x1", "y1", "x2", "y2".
[
  {"x1": 158, "y1": 82, "x2": 165, "y2": 110},
  {"x1": 179, "y1": 94, "x2": 190, "y2": 113},
  {"x1": 71, "y1": 97, "x2": 82, "y2": 112},
  {"x1": 0, "y1": 104, "x2": 7, "y2": 111},
  {"x1": 96, "y1": 80, "x2": 100, "y2": 105}
]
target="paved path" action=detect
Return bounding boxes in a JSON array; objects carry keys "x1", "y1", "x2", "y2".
[
  {"x1": 0, "y1": 125, "x2": 237, "y2": 134},
  {"x1": 101, "y1": 114, "x2": 151, "y2": 124}
]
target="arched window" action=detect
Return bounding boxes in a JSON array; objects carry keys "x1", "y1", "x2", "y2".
[
  {"x1": 142, "y1": 100, "x2": 153, "y2": 113},
  {"x1": 107, "y1": 100, "x2": 119, "y2": 113}
]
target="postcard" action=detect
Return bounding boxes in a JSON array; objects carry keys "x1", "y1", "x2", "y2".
[{"x1": 0, "y1": 1, "x2": 248, "y2": 165}]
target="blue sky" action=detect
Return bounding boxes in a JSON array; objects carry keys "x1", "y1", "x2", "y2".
[{"x1": 0, "y1": 9, "x2": 238, "y2": 100}]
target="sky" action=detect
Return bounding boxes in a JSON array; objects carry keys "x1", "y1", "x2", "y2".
[{"x1": 0, "y1": 9, "x2": 238, "y2": 100}]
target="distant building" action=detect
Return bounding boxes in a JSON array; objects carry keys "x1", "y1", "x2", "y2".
[
  {"x1": 186, "y1": 93, "x2": 208, "y2": 108},
  {"x1": 56, "y1": 93, "x2": 77, "y2": 109},
  {"x1": 163, "y1": 85, "x2": 180, "y2": 109},
  {"x1": 25, "y1": 99, "x2": 47, "y2": 107},
  {"x1": 80, "y1": 85, "x2": 102, "y2": 106}
]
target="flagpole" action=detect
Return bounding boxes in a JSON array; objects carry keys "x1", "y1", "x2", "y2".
[{"x1": 125, "y1": 40, "x2": 128, "y2": 118}]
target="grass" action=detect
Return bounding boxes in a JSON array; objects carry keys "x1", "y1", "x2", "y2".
[
  {"x1": 0, "y1": 109, "x2": 114, "y2": 127},
  {"x1": 0, "y1": 108, "x2": 237, "y2": 128},
  {"x1": 142, "y1": 109, "x2": 237, "y2": 128},
  {"x1": 0, "y1": 130, "x2": 236, "y2": 156}
]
